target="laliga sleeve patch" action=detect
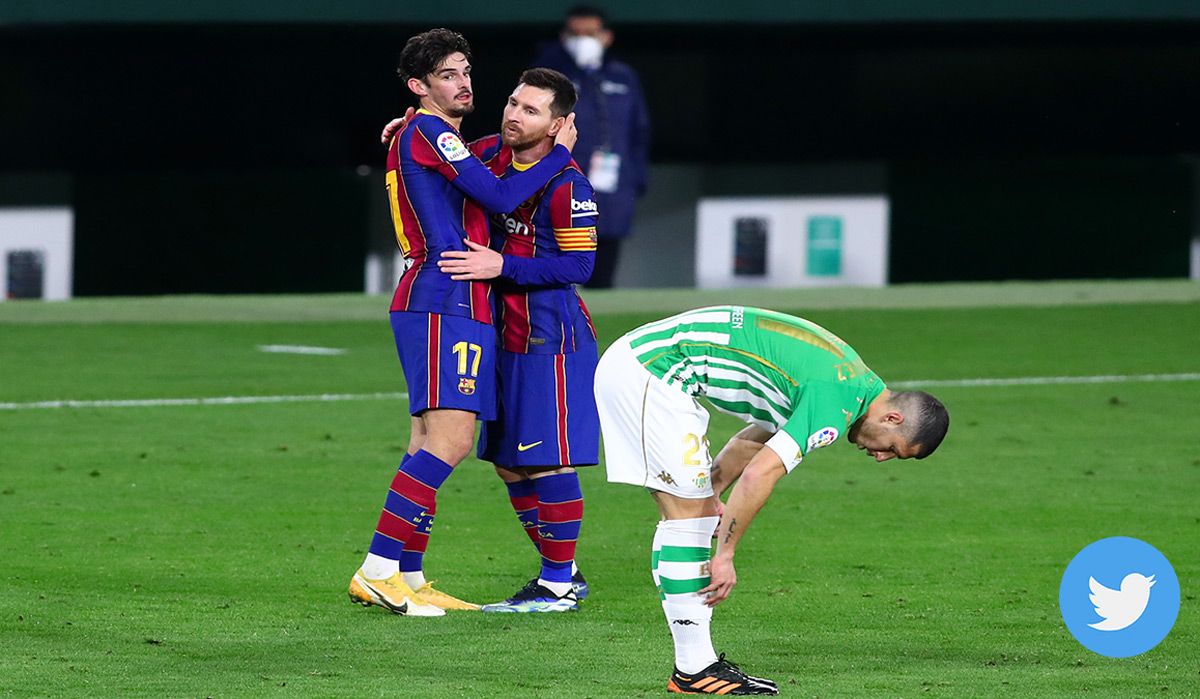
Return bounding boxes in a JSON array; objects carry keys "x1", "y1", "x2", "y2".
[
  {"x1": 436, "y1": 132, "x2": 471, "y2": 162},
  {"x1": 806, "y1": 427, "x2": 840, "y2": 452}
]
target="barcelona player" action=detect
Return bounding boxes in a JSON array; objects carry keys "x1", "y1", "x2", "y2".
[
  {"x1": 440, "y1": 68, "x2": 599, "y2": 612},
  {"x1": 383, "y1": 67, "x2": 599, "y2": 612},
  {"x1": 348, "y1": 29, "x2": 578, "y2": 617}
]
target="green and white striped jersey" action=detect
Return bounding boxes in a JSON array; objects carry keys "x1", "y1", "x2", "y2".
[{"x1": 623, "y1": 306, "x2": 885, "y2": 468}]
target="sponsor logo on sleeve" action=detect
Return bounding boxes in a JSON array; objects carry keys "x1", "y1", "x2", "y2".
[
  {"x1": 436, "y1": 132, "x2": 471, "y2": 162},
  {"x1": 806, "y1": 427, "x2": 839, "y2": 452},
  {"x1": 570, "y1": 198, "x2": 598, "y2": 217}
]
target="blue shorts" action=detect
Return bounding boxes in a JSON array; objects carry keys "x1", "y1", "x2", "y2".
[
  {"x1": 391, "y1": 311, "x2": 497, "y2": 421},
  {"x1": 478, "y1": 344, "x2": 600, "y2": 468}
]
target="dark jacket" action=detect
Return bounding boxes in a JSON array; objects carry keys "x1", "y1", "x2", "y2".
[{"x1": 532, "y1": 41, "x2": 651, "y2": 238}]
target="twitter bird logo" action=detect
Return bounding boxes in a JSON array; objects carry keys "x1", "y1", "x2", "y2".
[
  {"x1": 1060, "y1": 537, "x2": 1180, "y2": 657},
  {"x1": 1087, "y1": 573, "x2": 1155, "y2": 631}
]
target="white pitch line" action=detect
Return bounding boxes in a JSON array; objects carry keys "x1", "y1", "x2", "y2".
[
  {"x1": 0, "y1": 392, "x2": 408, "y2": 411},
  {"x1": 3, "y1": 372, "x2": 1200, "y2": 411},
  {"x1": 257, "y1": 344, "x2": 347, "y2": 355},
  {"x1": 890, "y1": 372, "x2": 1200, "y2": 389}
]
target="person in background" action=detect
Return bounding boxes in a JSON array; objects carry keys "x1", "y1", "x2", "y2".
[{"x1": 532, "y1": 5, "x2": 650, "y2": 289}]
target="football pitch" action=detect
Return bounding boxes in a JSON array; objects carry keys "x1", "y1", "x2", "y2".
[{"x1": 1, "y1": 281, "x2": 1197, "y2": 698}]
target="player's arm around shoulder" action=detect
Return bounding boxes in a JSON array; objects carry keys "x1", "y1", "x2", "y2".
[
  {"x1": 436, "y1": 115, "x2": 576, "y2": 214},
  {"x1": 702, "y1": 446, "x2": 787, "y2": 607}
]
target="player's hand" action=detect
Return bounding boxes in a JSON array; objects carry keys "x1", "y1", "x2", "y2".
[
  {"x1": 438, "y1": 238, "x2": 504, "y2": 280},
  {"x1": 380, "y1": 107, "x2": 416, "y2": 144},
  {"x1": 554, "y1": 112, "x2": 578, "y2": 152},
  {"x1": 701, "y1": 554, "x2": 736, "y2": 607}
]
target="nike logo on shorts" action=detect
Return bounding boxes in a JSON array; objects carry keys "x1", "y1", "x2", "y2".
[{"x1": 517, "y1": 441, "x2": 543, "y2": 452}]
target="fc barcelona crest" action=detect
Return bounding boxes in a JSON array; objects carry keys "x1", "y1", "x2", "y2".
[{"x1": 457, "y1": 377, "x2": 477, "y2": 395}]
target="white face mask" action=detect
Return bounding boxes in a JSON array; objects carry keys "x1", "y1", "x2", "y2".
[{"x1": 563, "y1": 35, "x2": 604, "y2": 70}]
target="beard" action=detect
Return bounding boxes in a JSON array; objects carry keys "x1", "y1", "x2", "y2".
[
  {"x1": 500, "y1": 122, "x2": 547, "y2": 151},
  {"x1": 446, "y1": 101, "x2": 475, "y2": 118}
]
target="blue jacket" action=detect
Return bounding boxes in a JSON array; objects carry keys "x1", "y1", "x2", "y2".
[{"x1": 532, "y1": 41, "x2": 651, "y2": 239}]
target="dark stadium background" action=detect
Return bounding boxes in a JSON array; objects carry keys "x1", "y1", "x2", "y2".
[{"x1": 2, "y1": 5, "x2": 1199, "y2": 293}]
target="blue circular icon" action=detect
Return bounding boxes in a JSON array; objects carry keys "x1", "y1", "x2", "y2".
[{"x1": 1059, "y1": 537, "x2": 1180, "y2": 658}]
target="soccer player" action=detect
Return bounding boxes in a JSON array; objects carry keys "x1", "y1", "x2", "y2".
[
  {"x1": 440, "y1": 68, "x2": 599, "y2": 613},
  {"x1": 384, "y1": 68, "x2": 600, "y2": 613},
  {"x1": 348, "y1": 28, "x2": 578, "y2": 617},
  {"x1": 594, "y1": 307, "x2": 950, "y2": 694}
]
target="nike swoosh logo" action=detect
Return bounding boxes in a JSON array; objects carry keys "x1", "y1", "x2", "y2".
[
  {"x1": 517, "y1": 441, "x2": 543, "y2": 452},
  {"x1": 362, "y1": 580, "x2": 408, "y2": 614}
]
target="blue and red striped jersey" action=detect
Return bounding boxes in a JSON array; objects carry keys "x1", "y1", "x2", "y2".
[
  {"x1": 470, "y1": 136, "x2": 599, "y2": 355},
  {"x1": 385, "y1": 110, "x2": 571, "y2": 323}
]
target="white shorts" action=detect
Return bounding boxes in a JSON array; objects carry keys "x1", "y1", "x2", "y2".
[{"x1": 595, "y1": 336, "x2": 714, "y2": 498}]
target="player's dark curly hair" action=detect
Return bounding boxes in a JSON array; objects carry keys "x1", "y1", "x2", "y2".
[
  {"x1": 894, "y1": 391, "x2": 950, "y2": 459},
  {"x1": 397, "y1": 28, "x2": 472, "y2": 83},
  {"x1": 517, "y1": 68, "x2": 578, "y2": 118}
]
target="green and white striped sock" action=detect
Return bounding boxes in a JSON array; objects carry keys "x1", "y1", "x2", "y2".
[{"x1": 653, "y1": 517, "x2": 719, "y2": 674}]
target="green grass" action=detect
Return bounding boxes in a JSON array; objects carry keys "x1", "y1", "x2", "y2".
[{"x1": 1, "y1": 287, "x2": 1198, "y2": 697}]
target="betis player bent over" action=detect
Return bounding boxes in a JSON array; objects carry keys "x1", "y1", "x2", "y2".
[{"x1": 595, "y1": 306, "x2": 949, "y2": 694}]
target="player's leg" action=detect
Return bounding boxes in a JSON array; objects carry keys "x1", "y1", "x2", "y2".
[
  {"x1": 364, "y1": 418, "x2": 421, "y2": 582},
  {"x1": 495, "y1": 466, "x2": 543, "y2": 552},
  {"x1": 480, "y1": 347, "x2": 596, "y2": 611},
  {"x1": 390, "y1": 408, "x2": 481, "y2": 610},
  {"x1": 398, "y1": 418, "x2": 431, "y2": 588},
  {"x1": 350, "y1": 312, "x2": 494, "y2": 615},
  {"x1": 350, "y1": 413, "x2": 443, "y2": 616},
  {"x1": 530, "y1": 467, "x2": 584, "y2": 598},
  {"x1": 480, "y1": 465, "x2": 582, "y2": 613},
  {"x1": 652, "y1": 493, "x2": 720, "y2": 677},
  {"x1": 492, "y1": 462, "x2": 590, "y2": 602},
  {"x1": 351, "y1": 410, "x2": 469, "y2": 617},
  {"x1": 653, "y1": 490, "x2": 777, "y2": 694},
  {"x1": 595, "y1": 336, "x2": 776, "y2": 694}
]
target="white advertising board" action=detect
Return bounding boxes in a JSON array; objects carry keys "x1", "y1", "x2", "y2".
[
  {"x1": 695, "y1": 196, "x2": 889, "y2": 289},
  {"x1": 0, "y1": 208, "x2": 74, "y2": 301}
]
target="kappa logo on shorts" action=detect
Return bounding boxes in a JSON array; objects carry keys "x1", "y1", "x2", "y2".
[
  {"x1": 655, "y1": 471, "x2": 677, "y2": 486},
  {"x1": 457, "y1": 377, "x2": 476, "y2": 395},
  {"x1": 806, "y1": 427, "x2": 839, "y2": 452},
  {"x1": 436, "y1": 132, "x2": 471, "y2": 162}
]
